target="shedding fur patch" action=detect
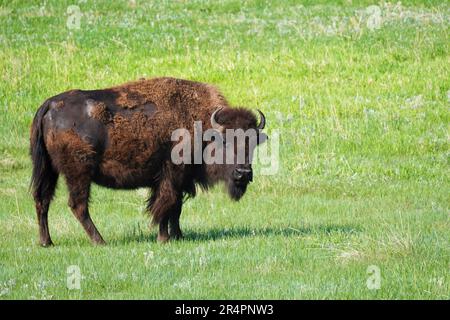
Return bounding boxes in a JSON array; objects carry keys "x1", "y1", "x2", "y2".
[
  {"x1": 50, "y1": 100, "x2": 64, "y2": 110},
  {"x1": 45, "y1": 128, "x2": 96, "y2": 179},
  {"x1": 112, "y1": 90, "x2": 147, "y2": 109},
  {"x1": 86, "y1": 100, "x2": 112, "y2": 124}
]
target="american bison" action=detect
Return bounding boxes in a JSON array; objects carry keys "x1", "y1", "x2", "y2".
[{"x1": 30, "y1": 77, "x2": 267, "y2": 246}]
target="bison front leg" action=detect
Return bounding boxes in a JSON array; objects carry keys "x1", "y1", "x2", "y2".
[
  {"x1": 169, "y1": 198, "x2": 183, "y2": 240},
  {"x1": 157, "y1": 216, "x2": 170, "y2": 243},
  {"x1": 148, "y1": 179, "x2": 183, "y2": 243},
  {"x1": 157, "y1": 197, "x2": 183, "y2": 242}
]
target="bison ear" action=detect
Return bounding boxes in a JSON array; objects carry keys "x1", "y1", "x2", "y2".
[{"x1": 258, "y1": 132, "x2": 268, "y2": 145}]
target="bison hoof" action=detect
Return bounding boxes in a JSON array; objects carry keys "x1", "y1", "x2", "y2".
[
  {"x1": 157, "y1": 234, "x2": 170, "y2": 243},
  {"x1": 40, "y1": 240, "x2": 54, "y2": 247},
  {"x1": 93, "y1": 239, "x2": 107, "y2": 246}
]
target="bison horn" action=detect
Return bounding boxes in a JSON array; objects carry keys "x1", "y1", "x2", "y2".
[
  {"x1": 256, "y1": 109, "x2": 266, "y2": 130},
  {"x1": 211, "y1": 107, "x2": 225, "y2": 132}
]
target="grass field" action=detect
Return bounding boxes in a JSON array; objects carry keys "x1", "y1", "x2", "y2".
[{"x1": 0, "y1": 0, "x2": 449, "y2": 299}]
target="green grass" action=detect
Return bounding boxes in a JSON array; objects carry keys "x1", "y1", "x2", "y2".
[{"x1": 0, "y1": 0, "x2": 449, "y2": 299}]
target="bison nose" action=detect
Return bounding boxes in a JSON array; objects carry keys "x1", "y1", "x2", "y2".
[{"x1": 234, "y1": 168, "x2": 253, "y2": 182}]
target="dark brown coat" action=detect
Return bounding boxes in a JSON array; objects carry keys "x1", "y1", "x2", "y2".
[{"x1": 30, "y1": 77, "x2": 266, "y2": 245}]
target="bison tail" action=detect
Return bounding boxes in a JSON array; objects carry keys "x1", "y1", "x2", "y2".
[{"x1": 29, "y1": 100, "x2": 55, "y2": 200}]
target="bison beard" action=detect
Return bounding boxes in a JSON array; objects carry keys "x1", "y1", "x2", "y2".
[{"x1": 29, "y1": 77, "x2": 266, "y2": 246}]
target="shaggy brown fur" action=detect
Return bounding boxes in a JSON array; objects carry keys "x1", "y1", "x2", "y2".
[{"x1": 30, "y1": 77, "x2": 266, "y2": 246}]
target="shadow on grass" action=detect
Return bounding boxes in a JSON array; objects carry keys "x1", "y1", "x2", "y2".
[{"x1": 113, "y1": 224, "x2": 361, "y2": 245}]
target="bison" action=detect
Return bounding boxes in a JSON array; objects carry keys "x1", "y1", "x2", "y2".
[{"x1": 30, "y1": 77, "x2": 267, "y2": 246}]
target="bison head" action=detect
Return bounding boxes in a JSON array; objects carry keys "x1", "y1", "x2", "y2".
[{"x1": 206, "y1": 107, "x2": 267, "y2": 201}]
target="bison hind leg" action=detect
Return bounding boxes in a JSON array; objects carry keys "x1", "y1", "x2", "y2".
[
  {"x1": 33, "y1": 169, "x2": 58, "y2": 247},
  {"x1": 65, "y1": 171, "x2": 106, "y2": 245}
]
